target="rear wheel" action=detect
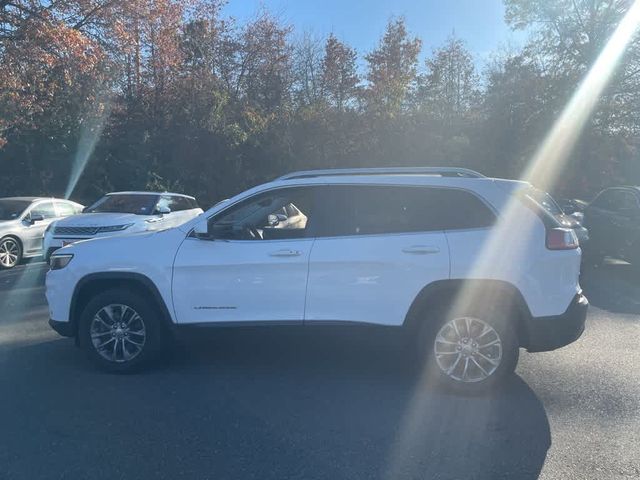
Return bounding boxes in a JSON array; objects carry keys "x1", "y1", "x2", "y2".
[
  {"x1": 415, "y1": 305, "x2": 519, "y2": 393},
  {"x1": 0, "y1": 237, "x2": 22, "y2": 269},
  {"x1": 79, "y1": 289, "x2": 165, "y2": 372}
]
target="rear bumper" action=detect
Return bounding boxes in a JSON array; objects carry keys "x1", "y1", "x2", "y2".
[
  {"x1": 523, "y1": 293, "x2": 588, "y2": 352},
  {"x1": 49, "y1": 318, "x2": 75, "y2": 338}
]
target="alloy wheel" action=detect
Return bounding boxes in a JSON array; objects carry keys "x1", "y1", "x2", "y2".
[
  {"x1": 434, "y1": 316, "x2": 503, "y2": 383},
  {"x1": 0, "y1": 238, "x2": 20, "y2": 268},
  {"x1": 90, "y1": 304, "x2": 147, "y2": 363}
]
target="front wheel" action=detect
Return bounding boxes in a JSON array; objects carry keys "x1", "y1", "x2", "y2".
[
  {"x1": 416, "y1": 307, "x2": 519, "y2": 393},
  {"x1": 0, "y1": 237, "x2": 22, "y2": 269},
  {"x1": 79, "y1": 289, "x2": 165, "y2": 372}
]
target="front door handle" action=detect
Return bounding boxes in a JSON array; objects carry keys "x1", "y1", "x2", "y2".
[
  {"x1": 402, "y1": 245, "x2": 440, "y2": 255},
  {"x1": 269, "y1": 249, "x2": 302, "y2": 257}
]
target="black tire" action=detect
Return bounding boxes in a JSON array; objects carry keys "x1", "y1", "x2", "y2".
[
  {"x1": 414, "y1": 303, "x2": 519, "y2": 394},
  {"x1": 78, "y1": 288, "x2": 166, "y2": 372},
  {"x1": 0, "y1": 236, "x2": 22, "y2": 269}
]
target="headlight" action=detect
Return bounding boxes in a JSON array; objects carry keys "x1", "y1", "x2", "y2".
[
  {"x1": 96, "y1": 223, "x2": 133, "y2": 233},
  {"x1": 45, "y1": 222, "x2": 55, "y2": 233},
  {"x1": 50, "y1": 254, "x2": 73, "y2": 270}
]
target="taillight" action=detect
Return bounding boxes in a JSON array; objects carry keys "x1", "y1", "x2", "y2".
[{"x1": 546, "y1": 228, "x2": 579, "y2": 250}]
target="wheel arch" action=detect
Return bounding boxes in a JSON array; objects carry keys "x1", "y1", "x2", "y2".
[
  {"x1": 69, "y1": 272, "x2": 175, "y2": 337},
  {"x1": 403, "y1": 279, "x2": 532, "y2": 346},
  {"x1": 0, "y1": 233, "x2": 23, "y2": 248}
]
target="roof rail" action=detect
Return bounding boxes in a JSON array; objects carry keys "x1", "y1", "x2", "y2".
[{"x1": 277, "y1": 167, "x2": 485, "y2": 181}]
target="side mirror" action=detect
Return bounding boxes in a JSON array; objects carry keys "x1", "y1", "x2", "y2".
[
  {"x1": 193, "y1": 219, "x2": 210, "y2": 239},
  {"x1": 156, "y1": 205, "x2": 171, "y2": 215},
  {"x1": 28, "y1": 213, "x2": 45, "y2": 224}
]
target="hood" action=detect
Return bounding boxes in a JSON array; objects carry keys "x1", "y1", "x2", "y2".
[{"x1": 53, "y1": 212, "x2": 148, "y2": 228}]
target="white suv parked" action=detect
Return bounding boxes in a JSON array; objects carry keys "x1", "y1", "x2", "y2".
[
  {"x1": 46, "y1": 168, "x2": 587, "y2": 391},
  {"x1": 43, "y1": 191, "x2": 202, "y2": 260}
]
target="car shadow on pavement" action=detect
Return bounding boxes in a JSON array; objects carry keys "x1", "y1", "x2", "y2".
[
  {"x1": 167, "y1": 327, "x2": 552, "y2": 480},
  {"x1": 0, "y1": 329, "x2": 551, "y2": 480},
  {"x1": 581, "y1": 261, "x2": 640, "y2": 315}
]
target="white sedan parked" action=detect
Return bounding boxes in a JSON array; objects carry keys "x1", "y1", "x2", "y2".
[{"x1": 44, "y1": 191, "x2": 203, "y2": 260}]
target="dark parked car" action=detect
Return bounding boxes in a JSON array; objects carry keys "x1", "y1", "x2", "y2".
[{"x1": 582, "y1": 186, "x2": 640, "y2": 266}]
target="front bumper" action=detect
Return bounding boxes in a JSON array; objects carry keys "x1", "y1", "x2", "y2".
[
  {"x1": 524, "y1": 293, "x2": 588, "y2": 352},
  {"x1": 49, "y1": 318, "x2": 75, "y2": 337}
]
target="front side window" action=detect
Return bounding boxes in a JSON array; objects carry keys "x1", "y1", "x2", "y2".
[
  {"x1": 209, "y1": 187, "x2": 315, "y2": 240},
  {"x1": 314, "y1": 185, "x2": 495, "y2": 237},
  {"x1": 613, "y1": 191, "x2": 640, "y2": 212},
  {"x1": 592, "y1": 190, "x2": 618, "y2": 210},
  {"x1": 85, "y1": 194, "x2": 159, "y2": 215}
]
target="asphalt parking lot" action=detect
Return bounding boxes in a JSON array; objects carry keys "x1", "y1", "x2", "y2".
[{"x1": 0, "y1": 260, "x2": 638, "y2": 480}]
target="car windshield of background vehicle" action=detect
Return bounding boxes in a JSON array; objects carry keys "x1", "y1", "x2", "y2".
[
  {"x1": 0, "y1": 200, "x2": 31, "y2": 220},
  {"x1": 85, "y1": 194, "x2": 159, "y2": 215}
]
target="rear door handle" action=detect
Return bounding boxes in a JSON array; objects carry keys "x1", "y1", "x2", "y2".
[
  {"x1": 402, "y1": 245, "x2": 440, "y2": 255},
  {"x1": 269, "y1": 249, "x2": 302, "y2": 257}
]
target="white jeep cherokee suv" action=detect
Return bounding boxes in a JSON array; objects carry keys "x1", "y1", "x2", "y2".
[
  {"x1": 46, "y1": 168, "x2": 587, "y2": 391},
  {"x1": 43, "y1": 191, "x2": 202, "y2": 260}
]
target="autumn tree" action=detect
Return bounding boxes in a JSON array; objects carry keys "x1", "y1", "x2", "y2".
[
  {"x1": 417, "y1": 35, "x2": 479, "y2": 123},
  {"x1": 365, "y1": 17, "x2": 421, "y2": 115},
  {"x1": 321, "y1": 33, "x2": 359, "y2": 112},
  {"x1": 293, "y1": 33, "x2": 324, "y2": 109}
]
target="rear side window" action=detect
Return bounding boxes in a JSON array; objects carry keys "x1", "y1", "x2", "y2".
[
  {"x1": 30, "y1": 201, "x2": 57, "y2": 219},
  {"x1": 55, "y1": 201, "x2": 77, "y2": 217},
  {"x1": 315, "y1": 185, "x2": 495, "y2": 237}
]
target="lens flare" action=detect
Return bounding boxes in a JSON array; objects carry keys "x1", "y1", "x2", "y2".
[
  {"x1": 526, "y1": 0, "x2": 640, "y2": 193},
  {"x1": 386, "y1": 3, "x2": 640, "y2": 477},
  {"x1": 64, "y1": 95, "x2": 111, "y2": 199}
]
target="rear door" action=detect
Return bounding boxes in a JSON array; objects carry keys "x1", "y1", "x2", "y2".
[
  {"x1": 585, "y1": 189, "x2": 620, "y2": 255},
  {"x1": 304, "y1": 185, "x2": 450, "y2": 326}
]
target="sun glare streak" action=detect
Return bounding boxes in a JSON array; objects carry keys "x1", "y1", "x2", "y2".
[
  {"x1": 526, "y1": 0, "x2": 640, "y2": 193},
  {"x1": 386, "y1": 3, "x2": 640, "y2": 478},
  {"x1": 64, "y1": 97, "x2": 111, "y2": 199}
]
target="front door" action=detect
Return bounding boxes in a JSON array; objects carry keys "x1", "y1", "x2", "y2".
[
  {"x1": 23, "y1": 200, "x2": 58, "y2": 255},
  {"x1": 172, "y1": 186, "x2": 317, "y2": 324}
]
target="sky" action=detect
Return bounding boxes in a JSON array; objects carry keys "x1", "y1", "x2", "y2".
[{"x1": 223, "y1": 0, "x2": 526, "y2": 68}]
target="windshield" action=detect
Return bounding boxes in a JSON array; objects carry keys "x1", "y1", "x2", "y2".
[
  {"x1": 0, "y1": 200, "x2": 31, "y2": 220},
  {"x1": 85, "y1": 194, "x2": 159, "y2": 215}
]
